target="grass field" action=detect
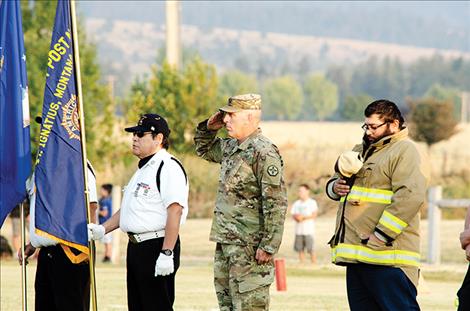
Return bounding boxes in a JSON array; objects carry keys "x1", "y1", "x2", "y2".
[{"x1": 1, "y1": 217, "x2": 468, "y2": 310}]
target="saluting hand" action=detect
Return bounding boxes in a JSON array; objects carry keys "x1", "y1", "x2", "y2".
[{"x1": 207, "y1": 111, "x2": 225, "y2": 131}]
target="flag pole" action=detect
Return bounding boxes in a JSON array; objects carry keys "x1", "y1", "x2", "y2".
[
  {"x1": 69, "y1": 1, "x2": 98, "y2": 310},
  {"x1": 20, "y1": 202, "x2": 28, "y2": 311}
]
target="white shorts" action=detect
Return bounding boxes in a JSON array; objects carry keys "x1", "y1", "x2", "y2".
[{"x1": 100, "y1": 233, "x2": 112, "y2": 244}]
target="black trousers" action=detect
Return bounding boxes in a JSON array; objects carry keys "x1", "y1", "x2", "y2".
[
  {"x1": 35, "y1": 245, "x2": 90, "y2": 311},
  {"x1": 346, "y1": 264, "x2": 420, "y2": 311},
  {"x1": 127, "y1": 236, "x2": 180, "y2": 311},
  {"x1": 458, "y1": 264, "x2": 470, "y2": 310}
]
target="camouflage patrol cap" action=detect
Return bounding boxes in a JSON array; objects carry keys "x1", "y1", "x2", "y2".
[{"x1": 219, "y1": 93, "x2": 262, "y2": 113}]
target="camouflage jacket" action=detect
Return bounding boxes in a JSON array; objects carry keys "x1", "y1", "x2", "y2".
[{"x1": 194, "y1": 120, "x2": 287, "y2": 254}]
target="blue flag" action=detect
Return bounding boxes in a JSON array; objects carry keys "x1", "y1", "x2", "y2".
[
  {"x1": 34, "y1": 0, "x2": 88, "y2": 253},
  {"x1": 0, "y1": 0, "x2": 32, "y2": 227}
]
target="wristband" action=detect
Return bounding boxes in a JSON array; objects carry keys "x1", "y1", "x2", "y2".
[{"x1": 374, "y1": 231, "x2": 387, "y2": 243}]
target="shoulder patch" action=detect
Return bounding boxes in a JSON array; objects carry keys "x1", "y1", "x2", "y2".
[
  {"x1": 267, "y1": 165, "x2": 279, "y2": 177},
  {"x1": 262, "y1": 154, "x2": 283, "y2": 185}
]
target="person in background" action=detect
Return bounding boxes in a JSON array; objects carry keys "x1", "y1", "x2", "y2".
[
  {"x1": 291, "y1": 184, "x2": 318, "y2": 264},
  {"x1": 98, "y1": 184, "x2": 113, "y2": 263}
]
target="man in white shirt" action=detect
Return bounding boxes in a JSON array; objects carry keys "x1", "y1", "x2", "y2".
[
  {"x1": 291, "y1": 184, "x2": 318, "y2": 263},
  {"x1": 88, "y1": 113, "x2": 189, "y2": 311}
]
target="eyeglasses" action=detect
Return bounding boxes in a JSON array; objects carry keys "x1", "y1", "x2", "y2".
[
  {"x1": 133, "y1": 131, "x2": 152, "y2": 138},
  {"x1": 361, "y1": 122, "x2": 388, "y2": 131}
]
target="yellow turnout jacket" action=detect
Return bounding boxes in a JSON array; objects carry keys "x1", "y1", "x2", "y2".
[{"x1": 326, "y1": 128, "x2": 429, "y2": 287}]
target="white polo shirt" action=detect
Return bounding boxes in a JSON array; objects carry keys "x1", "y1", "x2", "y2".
[
  {"x1": 29, "y1": 168, "x2": 98, "y2": 248},
  {"x1": 120, "y1": 149, "x2": 189, "y2": 234},
  {"x1": 291, "y1": 198, "x2": 318, "y2": 236}
]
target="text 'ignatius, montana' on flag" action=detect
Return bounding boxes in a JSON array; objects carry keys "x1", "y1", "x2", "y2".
[{"x1": 34, "y1": 0, "x2": 89, "y2": 253}]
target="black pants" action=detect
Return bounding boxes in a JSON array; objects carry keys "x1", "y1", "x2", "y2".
[
  {"x1": 35, "y1": 245, "x2": 90, "y2": 311},
  {"x1": 457, "y1": 264, "x2": 470, "y2": 310},
  {"x1": 127, "y1": 236, "x2": 180, "y2": 311},
  {"x1": 346, "y1": 264, "x2": 420, "y2": 311}
]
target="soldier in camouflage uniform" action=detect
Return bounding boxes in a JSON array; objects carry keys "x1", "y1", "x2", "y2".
[{"x1": 194, "y1": 94, "x2": 288, "y2": 311}]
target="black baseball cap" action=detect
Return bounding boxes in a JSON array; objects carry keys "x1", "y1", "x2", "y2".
[{"x1": 124, "y1": 114, "x2": 170, "y2": 137}]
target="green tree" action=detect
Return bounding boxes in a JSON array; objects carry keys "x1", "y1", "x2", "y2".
[
  {"x1": 326, "y1": 65, "x2": 352, "y2": 117},
  {"x1": 341, "y1": 93, "x2": 373, "y2": 121},
  {"x1": 296, "y1": 55, "x2": 311, "y2": 82},
  {"x1": 407, "y1": 98, "x2": 458, "y2": 147},
  {"x1": 21, "y1": 1, "x2": 112, "y2": 169},
  {"x1": 126, "y1": 57, "x2": 220, "y2": 153},
  {"x1": 424, "y1": 83, "x2": 461, "y2": 119},
  {"x1": 218, "y1": 70, "x2": 258, "y2": 101},
  {"x1": 233, "y1": 53, "x2": 252, "y2": 73},
  {"x1": 155, "y1": 46, "x2": 201, "y2": 69},
  {"x1": 263, "y1": 76, "x2": 303, "y2": 121},
  {"x1": 303, "y1": 74, "x2": 338, "y2": 121},
  {"x1": 93, "y1": 92, "x2": 133, "y2": 176},
  {"x1": 349, "y1": 56, "x2": 406, "y2": 106}
]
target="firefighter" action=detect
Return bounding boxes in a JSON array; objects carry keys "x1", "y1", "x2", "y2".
[{"x1": 326, "y1": 99, "x2": 429, "y2": 311}]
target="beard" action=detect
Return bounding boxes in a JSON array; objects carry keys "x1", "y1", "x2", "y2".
[{"x1": 364, "y1": 125, "x2": 395, "y2": 145}]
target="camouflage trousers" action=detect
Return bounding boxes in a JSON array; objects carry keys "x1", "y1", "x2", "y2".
[{"x1": 214, "y1": 243, "x2": 274, "y2": 311}]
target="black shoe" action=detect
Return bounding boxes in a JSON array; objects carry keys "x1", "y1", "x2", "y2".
[{"x1": 102, "y1": 256, "x2": 111, "y2": 263}]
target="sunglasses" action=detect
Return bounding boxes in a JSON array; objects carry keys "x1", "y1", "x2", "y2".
[{"x1": 133, "y1": 131, "x2": 152, "y2": 138}]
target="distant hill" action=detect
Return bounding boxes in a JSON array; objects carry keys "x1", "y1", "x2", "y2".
[
  {"x1": 78, "y1": 1, "x2": 470, "y2": 96},
  {"x1": 79, "y1": 1, "x2": 470, "y2": 52}
]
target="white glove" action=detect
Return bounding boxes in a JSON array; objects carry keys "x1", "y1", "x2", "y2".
[
  {"x1": 155, "y1": 253, "x2": 174, "y2": 276},
  {"x1": 87, "y1": 224, "x2": 105, "y2": 241}
]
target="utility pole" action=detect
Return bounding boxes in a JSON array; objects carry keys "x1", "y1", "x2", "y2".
[
  {"x1": 107, "y1": 75, "x2": 115, "y2": 101},
  {"x1": 166, "y1": 0, "x2": 181, "y2": 70},
  {"x1": 461, "y1": 91, "x2": 469, "y2": 123}
]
